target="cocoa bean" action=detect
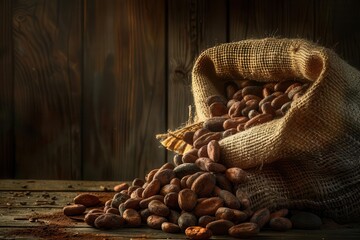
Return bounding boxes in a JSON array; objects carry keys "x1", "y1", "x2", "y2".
[
  {"x1": 123, "y1": 209, "x2": 141, "y2": 227},
  {"x1": 106, "y1": 207, "x2": 120, "y2": 215},
  {"x1": 207, "y1": 140, "x2": 220, "y2": 162},
  {"x1": 74, "y1": 193, "x2": 100, "y2": 207},
  {"x1": 206, "y1": 219, "x2": 234, "y2": 235},
  {"x1": 269, "y1": 217, "x2": 292, "y2": 231},
  {"x1": 140, "y1": 208, "x2": 151, "y2": 223},
  {"x1": 178, "y1": 189, "x2": 197, "y2": 212},
  {"x1": 123, "y1": 197, "x2": 142, "y2": 210},
  {"x1": 127, "y1": 186, "x2": 139, "y2": 196},
  {"x1": 132, "y1": 178, "x2": 145, "y2": 187},
  {"x1": 183, "y1": 131, "x2": 195, "y2": 145},
  {"x1": 145, "y1": 168, "x2": 159, "y2": 182},
  {"x1": 161, "y1": 222, "x2": 181, "y2": 233},
  {"x1": 215, "y1": 207, "x2": 236, "y2": 221},
  {"x1": 173, "y1": 154, "x2": 183, "y2": 166},
  {"x1": 242, "y1": 86, "x2": 263, "y2": 97},
  {"x1": 153, "y1": 169, "x2": 175, "y2": 186},
  {"x1": 271, "y1": 94, "x2": 291, "y2": 109},
  {"x1": 194, "y1": 197, "x2": 224, "y2": 217},
  {"x1": 148, "y1": 200, "x2": 170, "y2": 217},
  {"x1": 94, "y1": 213, "x2": 125, "y2": 229},
  {"x1": 130, "y1": 188, "x2": 144, "y2": 199},
  {"x1": 222, "y1": 128, "x2": 237, "y2": 138},
  {"x1": 84, "y1": 210, "x2": 103, "y2": 226},
  {"x1": 194, "y1": 132, "x2": 222, "y2": 149},
  {"x1": 63, "y1": 204, "x2": 86, "y2": 216},
  {"x1": 173, "y1": 163, "x2": 201, "y2": 179},
  {"x1": 215, "y1": 173, "x2": 233, "y2": 192},
  {"x1": 225, "y1": 81, "x2": 239, "y2": 99},
  {"x1": 164, "y1": 192, "x2": 179, "y2": 210},
  {"x1": 197, "y1": 145, "x2": 208, "y2": 158},
  {"x1": 244, "y1": 113, "x2": 273, "y2": 129},
  {"x1": 114, "y1": 183, "x2": 129, "y2": 192},
  {"x1": 195, "y1": 157, "x2": 226, "y2": 173},
  {"x1": 139, "y1": 195, "x2": 164, "y2": 209},
  {"x1": 142, "y1": 179, "x2": 161, "y2": 198},
  {"x1": 217, "y1": 189, "x2": 241, "y2": 209},
  {"x1": 225, "y1": 167, "x2": 248, "y2": 184},
  {"x1": 170, "y1": 178, "x2": 181, "y2": 189},
  {"x1": 160, "y1": 184, "x2": 180, "y2": 195},
  {"x1": 223, "y1": 116, "x2": 248, "y2": 130},
  {"x1": 193, "y1": 128, "x2": 210, "y2": 142},
  {"x1": 206, "y1": 95, "x2": 227, "y2": 106},
  {"x1": 209, "y1": 102, "x2": 228, "y2": 117},
  {"x1": 198, "y1": 215, "x2": 217, "y2": 227},
  {"x1": 228, "y1": 222, "x2": 260, "y2": 238},
  {"x1": 147, "y1": 215, "x2": 167, "y2": 229},
  {"x1": 191, "y1": 172, "x2": 216, "y2": 197},
  {"x1": 274, "y1": 80, "x2": 295, "y2": 92},
  {"x1": 178, "y1": 212, "x2": 198, "y2": 231},
  {"x1": 270, "y1": 208, "x2": 289, "y2": 219},
  {"x1": 168, "y1": 209, "x2": 180, "y2": 224},
  {"x1": 186, "y1": 172, "x2": 205, "y2": 189},
  {"x1": 228, "y1": 100, "x2": 246, "y2": 117},
  {"x1": 250, "y1": 208, "x2": 271, "y2": 229},
  {"x1": 185, "y1": 226, "x2": 212, "y2": 240}
]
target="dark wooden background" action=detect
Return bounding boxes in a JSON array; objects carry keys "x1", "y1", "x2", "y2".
[{"x1": 1, "y1": 0, "x2": 360, "y2": 181}]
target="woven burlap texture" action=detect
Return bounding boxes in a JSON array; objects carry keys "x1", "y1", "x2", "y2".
[{"x1": 161, "y1": 38, "x2": 360, "y2": 223}]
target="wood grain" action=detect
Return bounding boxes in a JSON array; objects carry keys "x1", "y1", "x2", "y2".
[
  {"x1": 230, "y1": 0, "x2": 315, "y2": 41},
  {"x1": 0, "y1": 180, "x2": 359, "y2": 240},
  {"x1": 83, "y1": 0, "x2": 166, "y2": 181},
  {"x1": 167, "y1": 0, "x2": 227, "y2": 161},
  {"x1": 0, "y1": 179, "x2": 121, "y2": 191},
  {"x1": 315, "y1": 0, "x2": 360, "y2": 70},
  {"x1": 12, "y1": 0, "x2": 82, "y2": 179},
  {"x1": 0, "y1": 0, "x2": 14, "y2": 178}
]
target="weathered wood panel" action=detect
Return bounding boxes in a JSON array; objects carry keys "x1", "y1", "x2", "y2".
[
  {"x1": 315, "y1": 0, "x2": 360, "y2": 70},
  {"x1": 0, "y1": 0, "x2": 14, "y2": 178},
  {"x1": 12, "y1": 0, "x2": 82, "y2": 179},
  {"x1": 230, "y1": 0, "x2": 315, "y2": 41},
  {"x1": 83, "y1": 0, "x2": 166, "y2": 181},
  {"x1": 1, "y1": 0, "x2": 360, "y2": 180},
  {"x1": 167, "y1": 0, "x2": 228, "y2": 160}
]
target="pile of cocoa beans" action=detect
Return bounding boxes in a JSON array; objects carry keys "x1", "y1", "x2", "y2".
[{"x1": 63, "y1": 80, "x2": 319, "y2": 239}]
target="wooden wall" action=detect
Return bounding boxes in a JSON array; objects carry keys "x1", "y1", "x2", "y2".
[{"x1": 1, "y1": 0, "x2": 360, "y2": 181}]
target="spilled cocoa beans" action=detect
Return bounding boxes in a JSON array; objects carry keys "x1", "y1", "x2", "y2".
[{"x1": 63, "y1": 79, "x2": 321, "y2": 239}]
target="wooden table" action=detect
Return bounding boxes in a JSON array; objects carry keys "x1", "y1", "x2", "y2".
[{"x1": 0, "y1": 180, "x2": 359, "y2": 239}]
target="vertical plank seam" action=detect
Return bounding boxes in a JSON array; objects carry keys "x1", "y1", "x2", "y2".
[
  {"x1": 226, "y1": 0, "x2": 230, "y2": 43},
  {"x1": 164, "y1": 0, "x2": 169, "y2": 164},
  {"x1": 80, "y1": 0, "x2": 85, "y2": 180},
  {"x1": 313, "y1": 0, "x2": 316, "y2": 42},
  {"x1": 10, "y1": 0, "x2": 16, "y2": 178}
]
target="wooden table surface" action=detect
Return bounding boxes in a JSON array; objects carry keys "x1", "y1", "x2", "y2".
[{"x1": 0, "y1": 179, "x2": 359, "y2": 240}]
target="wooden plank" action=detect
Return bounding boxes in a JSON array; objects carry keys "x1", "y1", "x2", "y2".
[
  {"x1": 0, "y1": 210, "x2": 359, "y2": 239},
  {"x1": 0, "y1": 191, "x2": 115, "y2": 208},
  {"x1": 12, "y1": 0, "x2": 82, "y2": 179},
  {"x1": 83, "y1": 0, "x2": 166, "y2": 181},
  {"x1": 0, "y1": 208, "x2": 87, "y2": 227},
  {"x1": 0, "y1": 181, "x2": 359, "y2": 239},
  {"x1": 0, "y1": 226, "x2": 188, "y2": 240},
  {"x1": 0, "y1": 0, "x2": 14, "y2": 178},
  {"x1": 229, "y1": 0, "x2": 315, "y2": 41},
  {"x1": 315, "y1": 0, "x2": 360, "y2": 70},
  {"x1": 0, "y1": 180, "x2": 122, "y2": 192},
  {"x1": 167, "y1": 0, "x2": 228, "y2": 161}
]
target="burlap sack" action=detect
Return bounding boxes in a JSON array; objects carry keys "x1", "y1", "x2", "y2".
[{"x1": 158, "y1": 38, "x2": 360, "y2": 223}]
